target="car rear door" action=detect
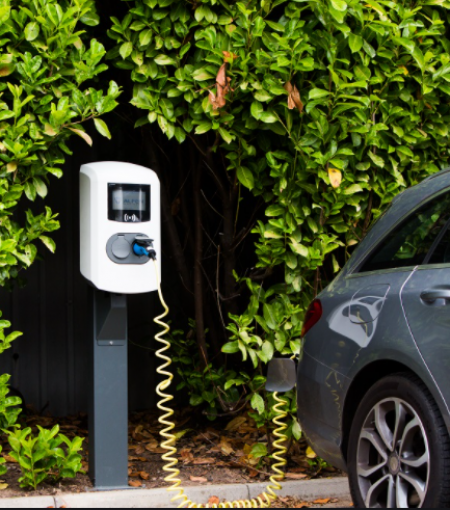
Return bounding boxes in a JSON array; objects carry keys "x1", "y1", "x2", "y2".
[
  {"x1": 318, "y1": 190, "x2": 450, "y2": 375},
  {"x1": 401, "y1": 191, "x2": 450, "y2": 411}
]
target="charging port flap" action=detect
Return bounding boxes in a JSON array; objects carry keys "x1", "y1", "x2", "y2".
[{"x1": 265, "y1": 358, "x2": 297, "y2": 392}]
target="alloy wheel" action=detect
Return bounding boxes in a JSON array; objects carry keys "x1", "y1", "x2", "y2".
[{"x1": 356, "y1": 397, "x2": 430, "y2": 508}]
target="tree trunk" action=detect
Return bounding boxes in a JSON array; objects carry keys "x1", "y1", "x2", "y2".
[{"x1": 193, "y1": 158, "x2": 208, "y2": 367}]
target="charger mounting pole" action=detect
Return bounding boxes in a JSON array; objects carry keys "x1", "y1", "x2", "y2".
[{"x1": 89, "y1": 290, "x2": 129, "y2": 490}]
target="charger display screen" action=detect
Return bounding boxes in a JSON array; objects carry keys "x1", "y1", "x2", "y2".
[
  {"x1": 112, "y1": 190, "x2": 146, "y2": 212},
  {"x1": 108, "y1": 184, "x2": 151, "y2": 223}
]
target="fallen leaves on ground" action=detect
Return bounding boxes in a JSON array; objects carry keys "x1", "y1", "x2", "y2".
[
  {"x1": 0, "y1": 405, "x2": 341, "y2": 498},
  {"x1": 313, "y1": 499, "x2": 331, "y2": 505},
  {"x1": 208, "y1": 496, "x2": 220, "y2": 506}
]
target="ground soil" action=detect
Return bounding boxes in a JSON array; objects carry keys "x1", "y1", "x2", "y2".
[{"x1": 0, "y1": 408, "x2": 346, "y2": 502}]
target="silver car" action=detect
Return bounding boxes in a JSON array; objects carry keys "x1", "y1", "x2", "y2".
[{"x1": 297, "y1": 169, "x2": 450, "y2": 508}]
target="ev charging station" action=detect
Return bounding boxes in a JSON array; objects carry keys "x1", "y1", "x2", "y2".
[{"x1": 80, "y1": 161, "x2": 161, "y2": 489}]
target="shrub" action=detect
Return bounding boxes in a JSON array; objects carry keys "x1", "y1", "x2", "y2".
[
  {"x1": 109, "y1": 0, "x2": 450, "y2": 413},
  {"x1": 5, "y1": 425, "x2": 84, "y2": 490}
]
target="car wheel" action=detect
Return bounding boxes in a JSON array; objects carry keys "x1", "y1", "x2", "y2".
[{"x1": 347, "y1": 373, "x2": 450, "y2": 508}]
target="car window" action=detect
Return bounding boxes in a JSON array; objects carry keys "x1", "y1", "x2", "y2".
[
  {"x1": 359, "y1": 192, "x2": 450, "y2": 273},
  {"x1": 427, "y1": 224, "x2": 450, "y2": 264}
]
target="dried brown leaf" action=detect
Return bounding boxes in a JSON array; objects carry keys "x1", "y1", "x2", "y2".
[
  {"x1": 222, "y1": 51, "x2": 238, "y2": 61},
  {"x1": 129, "y1": 480, "x2": 142, "y2": 488},
  {"x1": 145, "y1": 438, "x2": 159, "y2": 450},
  {"x1": 208, "y1": 496, "x2": 220, "y2": 506},
  {"x1": 313, "y1": 498, "x2": 331, "y2": 505},
  {"x1": 225, "y1": 416, "x2": 246, "y2": 431},
  {"x1": 192, "y1": 457, "x2": 215, "y2": 465},
  {"x1": 190, "y1": 475, "x2": 208, "y2": 483},
  {"x1": 284, "y1": 81, "x2": 304, "y2": 113},
  {"x1": 3, "y1": 455, "x2": 17, "y2": 463},
  {"x1": 216, "y1": 63, "x2": 227, "y2": 88},
  {"x1": 135, "y1": 445, "x2": 145, "y2": 455},
  {"x1": 139, "y1": 471, "x2": 150, "y2": 481},
  {"x1": 219, "y1": 436, "x2": 234, "y2": 456},
  {"x1": 0, "y1": 483, "x2": 8, "y2": 490},
  {"x1": 285, "y1": 473, "x2": 308, "y2": 480}
]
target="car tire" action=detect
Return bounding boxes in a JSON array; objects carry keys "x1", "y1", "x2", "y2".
[{"x1": 347, "y1": 373, "x2": 450, "y2": 508}]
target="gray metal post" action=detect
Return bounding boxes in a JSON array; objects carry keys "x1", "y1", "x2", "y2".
[{"x1": 89, "y1": 289, "x2": 129, "y2": 489}]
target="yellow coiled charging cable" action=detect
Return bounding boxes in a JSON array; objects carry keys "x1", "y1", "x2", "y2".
[{"x1": 152, "y1": 260, "x2": 289, "y2": 508}]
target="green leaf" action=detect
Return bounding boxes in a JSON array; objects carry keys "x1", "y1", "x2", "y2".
[
  {"x1": 250, "y1": 443, "x2": 268, "y2": 459},
  {"x1": 192, "y1": 68, "x2": 214, "y2": 81},
  {"x1": 343, "y1": 184, "x2": 364, "y2": 195},
  {"x1": 40, "y1": 236, "x2": 56, "y2": 254},
  {"x1": 154, "y1": 55, "x2": 177, "y2": 66},
  {"x1": 330, "y1": 0, "x2": 347, "y2": 11},
  {"x1": 250, "y1": 393, "x2": 265, "y2": 415},
  {"x1": 251, "y1": 102, "x2": 264, "y2": 120},
  {"x1": 190, "y1": 394, "x2": 204, "y2": 406},
  {"x1": 290, "y1": 240, "x2": 309, "y2": 258},
  {"x1": 222, "y1": 341, "x2": 240, "y2": 354},
  {"x1": 24, "y1": 182, "x2": 36, "y2": 202},
  {"x1": 218, "y1": 127, "x2": 234, "y2": 144},
  {"x1": 25, "y1": 22, "x2": 40, "y2": 42},
  {"x1": 309, "y1": 88, "x2": 330, "y2": 99},
  {"x1": 80, "y1": 12, "x2": 100, "y2": 26},
  {"x1": 139, "y1": 29, "x2": 152, "y2": 47},
  {"x1": 263, "y1": 303, "x2": 277, "y2": 330},
  {"x1": 368, "y1": 150, "x2": 385, "y2": 168},
  {"x1": 259, "y1": 341, "x2": 274, "y2": 363},
  {"x1": 195, "y1": 122, "x2": 212, "y2": 135},
  {"x1": 348, "y1": 34, "x2": 363, "y2": 53},
  {"x1": 260, "y1": 112, "x2": 278, "y2": 124},
  {"x1": 292, "y1": 419, "x2": 302, "y2": 441},
  {"x1": 237, "y1": 166, "x2": 255, "y2": 190},
  {"x1": 33, "y1": 178, "x2": 47, "y2": 198},
  {"x1": 93, "y1": 118, "x2": 111, "y2": 139},
  {"x1": 119, "y1": 42, "x2": 133, "y2": 60},
  {"x1": 68, "y1": 128, "x2": 93, "y2": 146}
]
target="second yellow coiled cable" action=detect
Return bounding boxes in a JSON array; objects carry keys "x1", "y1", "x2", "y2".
[{"x1": 153, "y1": 260, "x2": 288, "y2": 508}]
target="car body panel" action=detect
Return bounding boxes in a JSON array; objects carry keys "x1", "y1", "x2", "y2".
[
  {"x1": 401, "y1": 266, "x2": 450, "y2": 418},
  {"x1": 296, "y1": 169, "x2": 450, "y2": 472}
]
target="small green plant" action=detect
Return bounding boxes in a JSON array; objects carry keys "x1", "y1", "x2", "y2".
[
  {"x1": 0, "y1": 374, "x2": 21, "y2": 429},
  {"x1": 5, "y1": 425, "x2": 84, "y2": 490},
  {"x1": 0, "y1": 316, "x2": 22, "y2": 429}
]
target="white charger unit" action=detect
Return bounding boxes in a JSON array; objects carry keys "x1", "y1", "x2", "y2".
[{"x1": 80, "y1": 161, "x2": 161, "y2": 294}]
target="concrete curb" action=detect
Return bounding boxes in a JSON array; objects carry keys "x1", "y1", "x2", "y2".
[{"x1": 0, "y1": 478, "x2": 350, "y2": 508}]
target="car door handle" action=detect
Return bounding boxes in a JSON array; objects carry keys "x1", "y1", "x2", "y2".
[{"x1": 420, "y1": 289, "x2": 450, "y2": 302}]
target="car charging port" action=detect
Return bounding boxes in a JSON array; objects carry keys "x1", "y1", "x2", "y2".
[{"x1": 133, "y1": 234, "x2": 157, "y2": 260}]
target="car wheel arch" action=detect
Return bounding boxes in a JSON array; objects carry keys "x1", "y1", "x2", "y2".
[{"x1": 340, "y1": 359, "x2": 447, "y2": 464}]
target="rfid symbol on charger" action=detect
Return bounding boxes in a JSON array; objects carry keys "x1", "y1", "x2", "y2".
[{"x1": 124, "y1": 214, "x2": 137, "y2": 222}]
